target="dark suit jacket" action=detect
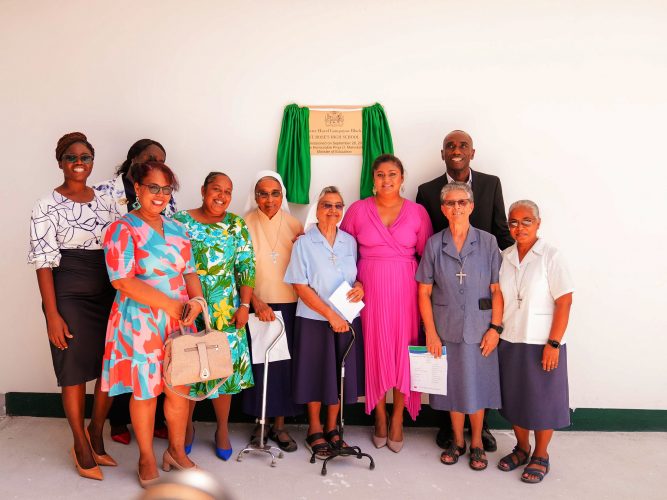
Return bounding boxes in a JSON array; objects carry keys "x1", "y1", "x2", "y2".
[{"x1": 416, "y1": 169, "x2": 514, "y2": 250}]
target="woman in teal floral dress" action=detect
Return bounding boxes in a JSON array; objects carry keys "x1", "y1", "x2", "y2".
[{"x1": 173, "y1": 171, "x2": 255, "y2": 461}]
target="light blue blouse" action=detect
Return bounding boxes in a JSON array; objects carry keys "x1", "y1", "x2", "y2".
[{"x1": 284, "y1": 226, "x2": 358, "y2": 321}]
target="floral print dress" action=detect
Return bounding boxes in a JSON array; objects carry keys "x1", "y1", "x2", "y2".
[
  {"x1": 101, "y1": 213, "x2": 196, "y2": 400},
  {"x1": 173, "y1": 210, "x2": 255, "y2": 397}
]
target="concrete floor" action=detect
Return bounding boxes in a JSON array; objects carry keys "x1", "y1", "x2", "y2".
[{"x1": 0, "y1": 417, "x2": 665, "y2": 500}]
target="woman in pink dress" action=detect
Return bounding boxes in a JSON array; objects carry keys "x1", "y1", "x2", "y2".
[{"x1": 341, "y1": 154, "x2": 432, "y2": 452}]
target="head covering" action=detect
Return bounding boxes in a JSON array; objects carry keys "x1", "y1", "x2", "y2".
[
  {"x1": 303, "y1": 189, "x2": 345, "y2": 233},
  {"x1": 55, "y1": 132, "x2": 94, "y2": 161},
  {"x1": 243, "y1": 170, "x2": 290, "y2": 215}
]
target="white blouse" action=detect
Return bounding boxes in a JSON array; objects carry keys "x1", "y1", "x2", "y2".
[
  {"x1": 499, "y1": 239, "x2": 574, "y2": 345},
  {"x1": 28, "y1": 191, "x2": 121, "y2": 269}
]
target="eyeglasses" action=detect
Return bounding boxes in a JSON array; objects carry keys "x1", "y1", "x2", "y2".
[
  {"x1": 141, "y1": 183, "x2": 174, "y2": 195},
  {"x1": 443, "y1": 199, "x2": 471, "y2": 208},
  {"x1": 319, "y1": 202, "x2": 344, "y2": 211},
  {"x1": 62, "y1": 154, "x2": 93, "y2": 164},
  {"x1": 256, "y1": 190, "x2": 282, "y2": 200},
  {"x1": 508, "y1": 218, "x2": 536, "y2": 228}
]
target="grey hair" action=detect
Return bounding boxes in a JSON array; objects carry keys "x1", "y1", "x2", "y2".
[
  {"x1": 509, "y1": 199, "x2": 540, "y2": 219},
  {"x1": 317, "y1": 185, "x2": 344, "y2": 205},
  {"x1": 440, "y1": 182, "x2": 474, "y2": 205}
]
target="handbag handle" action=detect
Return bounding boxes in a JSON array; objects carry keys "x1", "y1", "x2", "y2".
[{"x1": 178, "y1": 296, "x2": 212, "y2": 336}]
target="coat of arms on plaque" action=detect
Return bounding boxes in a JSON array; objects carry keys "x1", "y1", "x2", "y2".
[{"x1": 325, "y1": 112, "x2": 344, "y2": 127}]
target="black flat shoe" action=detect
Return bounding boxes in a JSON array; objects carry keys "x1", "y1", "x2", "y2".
[
  {"x1": 435, "y1": 426, "x2": 453, "y2": 449},
  {"x1": 481, "y1": 425, "x2": 497, "y2": 452},
  {"x1": 269, "y1": 427, "x2": 297, "y2": 452}
]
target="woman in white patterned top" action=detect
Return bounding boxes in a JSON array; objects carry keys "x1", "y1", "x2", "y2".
[
  {"x1": 29, "y1": 132, "x2": 120, "y2": 480},
  {"x1": 94, "y1": 138, "x2": 174, "y2": 445}
]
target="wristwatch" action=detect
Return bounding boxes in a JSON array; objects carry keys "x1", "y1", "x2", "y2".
[
  {"x1": 547, "y1": 339, "x2": 561, "y2": 349},
  {"x1": 489, "y1": 323, "x2": 504, "y2": 334}
]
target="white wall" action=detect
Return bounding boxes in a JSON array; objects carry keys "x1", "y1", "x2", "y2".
[{"x1": 1, "y1": 0, "x2": 665, "y2": 409}]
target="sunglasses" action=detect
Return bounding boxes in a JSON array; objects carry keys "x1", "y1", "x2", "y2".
[
  {"x1": 443, "y1": 199, "x2": 471, "y2": 208},
  {"x1": 256, "y1": 190, "x2": 282, "y2": 200},
  {"x1": 141, "y1": 183, "x2": 174, "y2": 195},
  {"x1": 319, "y1": 202, "x2": 344, "y2": 211},
  {"x1": 62, "y1": 154, "x2": 93, "y2": 164},
  {"x1": 508, "y1": 218, "x2": 536, "y2": 228}
]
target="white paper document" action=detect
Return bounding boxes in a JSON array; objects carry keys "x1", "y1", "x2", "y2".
[
  {"x1": 408, "y1": 346, "x2": 447, "y2": 395},
  {"x1": 247, "y1": 312, "x2": 291, "y2": 364},
  {"x1": 328, "y1": 281, "x2": 364, "y2": 323}
]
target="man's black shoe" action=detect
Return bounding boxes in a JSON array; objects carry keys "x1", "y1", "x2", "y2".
[
  {"x1": 435, "y1": 426, "x2": 453, "y2": 449},
  {"x1": 481, "y1": 425, "x2": 497, "y2": 452}
]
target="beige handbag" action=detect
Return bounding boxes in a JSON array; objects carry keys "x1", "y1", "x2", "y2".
[{"x1": 163, "y1": 297, "x2": 233, "y2": 401}]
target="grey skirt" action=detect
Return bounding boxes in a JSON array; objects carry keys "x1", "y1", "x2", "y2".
[
  {"x1": 430, "y1": 341, "x2": 501, "y2": 414},
  {"x1": 498, "y1": 340, "x2": 570, "y2": 430}
]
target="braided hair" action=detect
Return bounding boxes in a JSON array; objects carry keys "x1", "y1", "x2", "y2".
[{"x1": 55, "y1": 132, "x2": 94, "y2": 161}]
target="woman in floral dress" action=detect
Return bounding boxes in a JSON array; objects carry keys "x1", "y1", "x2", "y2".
[{"x1": 174, "y1": 171, "x2": 255, "y2": 461}]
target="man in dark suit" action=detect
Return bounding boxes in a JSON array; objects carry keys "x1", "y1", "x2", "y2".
[{"x1": 416, "y1": 129, "x2": 513, "y2": 452}]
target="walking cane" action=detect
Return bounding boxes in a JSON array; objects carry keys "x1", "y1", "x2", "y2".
[
  {"x1": 237, "y1": 315, "x2": 286, "y2": 466},
  {"x1": 309, "y1": 321, "x2": 375, "y2": 475}
]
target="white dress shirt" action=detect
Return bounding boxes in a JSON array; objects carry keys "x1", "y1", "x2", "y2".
[{"x1": 499, "y1": 239, "x2": 574, "y2": 345}]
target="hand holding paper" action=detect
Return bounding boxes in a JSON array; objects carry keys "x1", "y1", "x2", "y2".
[{"x1": 328, "y1": 281, "x2": 364, "y2": 323}]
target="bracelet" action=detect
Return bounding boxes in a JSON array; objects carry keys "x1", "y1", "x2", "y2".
[{"x1": 239, "y1": 303, "x2": 250, "y2": 309}]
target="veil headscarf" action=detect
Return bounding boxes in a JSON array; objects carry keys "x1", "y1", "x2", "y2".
[
  {"x1": 243, "y1": 170, "x2": 291, "y2": 215},
  {"x1": 303, "y1": 186, "x2": 345, "y2": 233}
]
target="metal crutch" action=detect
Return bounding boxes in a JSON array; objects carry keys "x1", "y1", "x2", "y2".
[
  {"x1": 309, "y1": 322, "x2": 375, "y2": 475},
  {"x1": 237, "y1": 315, "x2": 285, "y2": 466}
]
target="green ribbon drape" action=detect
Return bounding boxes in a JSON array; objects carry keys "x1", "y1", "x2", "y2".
[
  {"x1": 276, "y1": 104, "x2": 311, "y2": 204},
  {"x1": 276, "y1": 102, "x2": 393, "y2": 203},
  {"x1": 360, "y1": 103, "x2": 394, "y2": 199}
]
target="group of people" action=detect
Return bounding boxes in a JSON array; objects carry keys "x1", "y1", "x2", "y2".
[{"x1": 29, "y1": 129, "x2": 573, "y2": 487}]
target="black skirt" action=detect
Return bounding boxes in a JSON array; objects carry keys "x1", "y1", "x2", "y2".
[
  {"x1": 242, "y1": 302, "x2": 303, "y2": 418},
  {"x1": 47, "y1": 249, "x2": 115, "y2": 386}
]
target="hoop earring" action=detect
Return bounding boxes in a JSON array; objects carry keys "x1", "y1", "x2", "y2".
[{"x1": 132, "y1": 199, "x2": 141, "y2": 210}]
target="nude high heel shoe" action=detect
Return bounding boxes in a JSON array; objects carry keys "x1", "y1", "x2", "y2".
[
  {"x1": 137, "y1": 470, "x2": 160, "y2": 489},
  {"x1": 162, "y1": 449, "x2": 198, "y2": 472},
  {"x1": 386, "y1": 425, "x2": 404, "y2": 453},
  {"x1": 84, "y1": 428, "x2": 117, "y2": 466},
  {"x1": 70, "y1": 448, "x2": 103, "y2": 481},
  {"x1": 371, "y1": 427, "x2": 387, "y2": 449}
]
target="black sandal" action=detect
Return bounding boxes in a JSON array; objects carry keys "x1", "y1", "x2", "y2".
[
  {"x1": 498, "y1": 445, "x2": 531, "y2": 472},
  {"x1": 440, "y1": 442, "x2": 466, "y2": 465},
  {"x1": 324, "y1": 429, "x2": 348, "y2": 449},
  {"x1": 521, "y1": 455, "x2": 550, "y2": 483},
  {"x1": 469, "y1": 447, "x2": 488, "y2": 471},
  {"x1": 305, "y1": 432, "x2": 331, "y2": 460},
  {"x1": 269, "y1": 427, "x2": 298, "y2": 452}
]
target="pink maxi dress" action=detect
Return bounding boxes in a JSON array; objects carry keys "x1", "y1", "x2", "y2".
[{"x1": 341, "y1": 197, "x2": 433, "y2": 419}]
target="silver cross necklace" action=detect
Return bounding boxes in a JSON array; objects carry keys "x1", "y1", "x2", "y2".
[
  {"x1": 258, "y1": 209, "x2": 283, "y2": 264},
  {"x1": 514, "y1": 262, "x2": 530, "y2": 309},
  {"x1": 456, "y1": 255, "x2": 468, "y2": 285}
]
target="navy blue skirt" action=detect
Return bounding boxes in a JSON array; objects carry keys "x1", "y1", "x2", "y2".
[
  {"x1": 498, "y1": 340, "x2": 570, "y2": 430},
  {"x1": 292, "y1": 317, "x2": 364, "y2": 406},
  {"x1": 242, "y1": 302, "x2": 302, "y2": 418}
]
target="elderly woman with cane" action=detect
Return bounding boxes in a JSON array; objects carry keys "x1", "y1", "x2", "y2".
[
  {"x1": 284, "y1": 186, "x2": 364, "y2": 460},
  {"x1": 496, "y1": 200, "x2": 574, "y2": 483},
  {"x1": 416, "y1": 181, "x2": 502, "y2": 471}
]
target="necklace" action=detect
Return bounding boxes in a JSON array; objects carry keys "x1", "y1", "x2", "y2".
[
  {"x1": 456, "y1": 255, "x2": 468, "y2": 284},
  {"x1": 257, "y1": 209, "x2": 283, "y2": 264},
  {"x1": 514, "y1": 262, "x2": 530, "y2": 309}
]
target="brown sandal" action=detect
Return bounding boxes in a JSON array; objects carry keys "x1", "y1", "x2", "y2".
[{"x1": 469, "y1": 447, "x2": 488, "y2": 471}]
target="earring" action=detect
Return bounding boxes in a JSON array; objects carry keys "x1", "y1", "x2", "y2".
[
  {"x1": 132, "y1": 199, "x2": 141, "y2": 210},
  {"x1": 401, "y1": 185, "x2": 406, "y2": 194},
  {"x1": 372, "y1": 187, "x2": 377, "y2": 196}
]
